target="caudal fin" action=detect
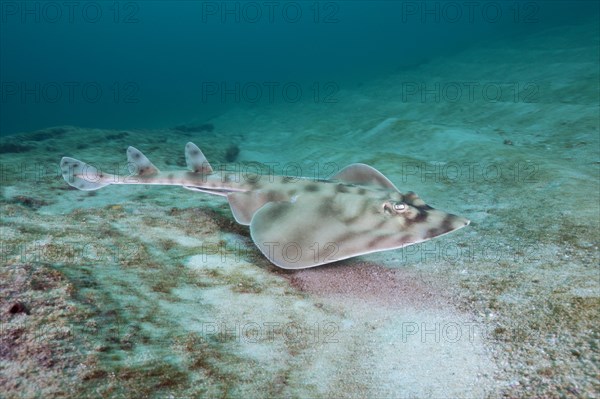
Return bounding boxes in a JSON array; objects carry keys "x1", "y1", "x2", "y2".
[{"x1": 60, "y1": 157, "x2": 113, "y2": 191}]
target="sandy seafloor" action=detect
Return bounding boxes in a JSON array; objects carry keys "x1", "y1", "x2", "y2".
[{"x1": 1, "y1": 22, "x2": 599, "y2": 399}]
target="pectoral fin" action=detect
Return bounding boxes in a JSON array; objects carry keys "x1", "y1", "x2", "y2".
[
  {"x1": 249, "y1": 196, "x2": 379, "y2": 269},
  {"x1": 249, "y1": 195, "x2": 469, "y2": 269}
]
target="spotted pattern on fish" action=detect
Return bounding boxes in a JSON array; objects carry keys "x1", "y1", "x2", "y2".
[
  {"x1": 304, "y1": 183, "x2": 319, "y2": 192},
  {"x1": 335, "y1": 184, "x2": 350, "y2": 193},
  {"x1": 60, "y1": 142, "x2": 470, "y2": 268}
]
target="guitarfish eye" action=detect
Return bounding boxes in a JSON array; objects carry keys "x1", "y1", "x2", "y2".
[
  {"x1": 383, "y1": 201, "x2": 407, "y2": 214},
  {"x1": 393, "y1": 202, "x2": 407, "y2": 212}
]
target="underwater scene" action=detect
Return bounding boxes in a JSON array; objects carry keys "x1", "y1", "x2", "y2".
[{"x1": 1, "y1": 1, "x2": 598, "y2": 398}]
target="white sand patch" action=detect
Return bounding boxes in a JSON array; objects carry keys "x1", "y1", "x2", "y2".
[
  {"x1": 285, "y1": 300, "x2": 498, "y2": 398},
  {"x1": 356, "y1": 309, "x2": 493, "y2": 398},
  {"x1": 278, "y1": 261, "x2": 501, "y2": 397},
  {"x1": 177, "y1": 202, "x2": 500, "y2": 396}
]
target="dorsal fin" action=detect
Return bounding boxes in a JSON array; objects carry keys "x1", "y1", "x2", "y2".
[
  {"x1": 185, "y1": 142, "x2": 213, "y2": 174},
  {"x1": 332, "y1": 163, "x2": 399, "y2": 191},
  {"x1": 126, "y1": 146, "x2": 160, "y2": 176}
]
